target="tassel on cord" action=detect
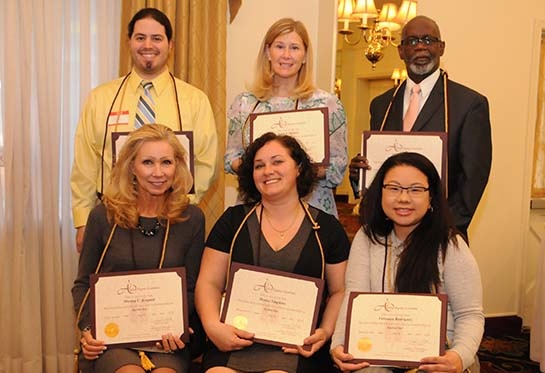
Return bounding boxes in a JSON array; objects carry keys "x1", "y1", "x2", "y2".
[
  {"x1": 139, "y1": 351, "x2": 156, "y2": 371},
  {"x1": 73, "y1": 347, "x2": 80, "y2": 373}
]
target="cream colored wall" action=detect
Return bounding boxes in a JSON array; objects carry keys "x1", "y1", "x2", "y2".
[
  {"x1": 418, "y1": 0, "x2": 543, "y2": 319},
  {"x1": 226, "y1": 0, "x2": 545, "y2": 320},
  {"x1": 225, "y1": 0, "x2": 336, "y2": 206}
]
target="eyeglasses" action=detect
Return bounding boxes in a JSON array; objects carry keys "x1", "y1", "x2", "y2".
[
  {"x1": 401, "y1": 36, "x2": 442, "y2": 47},
  {"x1": 383, "y1": 184, "x2": 429, "y2": 196}
]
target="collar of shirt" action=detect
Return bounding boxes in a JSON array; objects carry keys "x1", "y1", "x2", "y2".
[
  {"x1": 389, "y1": 231, "x2": 405, "y2": 252},
  {"x1": 403, "y1": 68, "x2": 441, "y2": 114},
  {"x1": 128, "y1": 67, "x2": 171, "y2": 97}
]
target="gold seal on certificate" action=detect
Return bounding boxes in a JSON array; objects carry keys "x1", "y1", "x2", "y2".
[
  {"x1": 221, "y1": 263, "x2": 324, "y2": 348},
  {"x1": 362, "y1": 131, "x2": 447, "y2": 189},
  {"x1": 104, "y1": 322, "x2": 120, "y2": 338},
  {"x1": 345, "y1": 292, "x2": 447, "y2": 368},
  {"x1": 249, "y1": 108, "x2": 330, "y2": 165},
  {"x1": 357, "y1": 337, "x2": 372, "y2": 352},
  {"x1": 232, "y1": 315, "x2": 248, "y2": 330},
  {"x1": 90, "y1": 267, "x2": 189, "y2": 348}
]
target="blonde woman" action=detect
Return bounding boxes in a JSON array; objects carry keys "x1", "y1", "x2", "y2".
[
  {"x1": 72, "y1": 124, "x2": 205, "y2": 373},
  {"x1": 224, "y1": 18, "x2": 347, "y2": 217}
]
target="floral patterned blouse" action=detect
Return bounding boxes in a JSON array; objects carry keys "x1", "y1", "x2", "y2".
[{"x1": 225, "y1": 89, "x2": 348, "y2": 217}]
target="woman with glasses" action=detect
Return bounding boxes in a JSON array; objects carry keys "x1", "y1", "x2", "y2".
[{"x1": 330, "y1": 152, "x2": 483, "y2": 373}]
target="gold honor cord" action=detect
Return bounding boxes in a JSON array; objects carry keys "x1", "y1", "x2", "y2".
[
  {"x1": 99, "y1": 72, "x2": 183, "y2": 198},
  {"x1": 226, "y1": 199, "x2": 325, "y2": 293},
  {"x1": 225, "y1": 203, "x2": 260, "y2": 291},
  {"x1": 378, "y1": 82, "x2": 405, "y2": 132},
  {"x1": 300, "y1": 200, "x2": 325, "y2": 281},
  {"x1": 73, "y1": 219, "x2": 171, "y2": 372},
  {"x1": 442, "y1": 71, "x2": 449, "y2": 197},
  {"x1": 73, "y1": 224, "x2": 118, "y2": 373}
]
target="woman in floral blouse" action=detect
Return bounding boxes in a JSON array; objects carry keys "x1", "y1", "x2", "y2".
[{"x1": 224, "y1": 17, "x2": 347, "y2": 217}]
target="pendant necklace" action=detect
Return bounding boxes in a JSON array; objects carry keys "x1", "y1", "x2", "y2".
[
  {"x1": 262, "y1": 205, "x2": 300, "y2": 240},
  {"x1": 137, "y1": 217, "x2": 161, "y2": 237}
]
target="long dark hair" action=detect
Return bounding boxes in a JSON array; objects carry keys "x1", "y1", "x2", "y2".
[
  {"x1": 360, "y1": 152, "x2": 457, "y2": 293},
  {"x1": 237, "y1": 132, "x2": 316, "y2": 203}
]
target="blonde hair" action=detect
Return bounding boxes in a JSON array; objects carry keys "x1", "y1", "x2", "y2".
[
  {"x1": 103, "y1": 124, "x2": 193, "y2": 228},
  {"x1": 250, "y1": 18, "x2": 315, "y2": 101}
]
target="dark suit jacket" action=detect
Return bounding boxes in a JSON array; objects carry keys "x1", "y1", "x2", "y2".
[{"x1": 370, "y1": 72, "x2": 492, "y2": 235}]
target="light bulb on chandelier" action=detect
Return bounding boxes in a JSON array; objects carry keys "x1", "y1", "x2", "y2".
[{"x1": 337, "y1": 0, "x2": 417, "y2": 69}]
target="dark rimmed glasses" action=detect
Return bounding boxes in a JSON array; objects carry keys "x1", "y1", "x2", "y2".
[
  {"x1": 401, "y1": 36, "x2": 442, "y2": 47},
  {"x1": 383, "y1": 183, "x2": 430, "y2": 197}
]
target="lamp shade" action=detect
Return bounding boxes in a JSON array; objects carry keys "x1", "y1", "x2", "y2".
[
  {"x1": 352, "y1": 0, "x2": 378, "y2": 18},
  {"x1": 394, "y1": 0, "x2": 417, "y2": 25},
  {"x1": 377, "y1": 3, "x2": 400, "y2": 31},
  {"x1": 338, "y1": 0, "x2": 356, "y2": 21},
  {"x1": 338, "y1": 0, "x2": 358, "y2": 34}
]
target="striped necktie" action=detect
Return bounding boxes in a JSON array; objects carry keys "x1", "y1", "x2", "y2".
[{"x1": 135, "y1": 81, "x2": 155, "y2": 128}]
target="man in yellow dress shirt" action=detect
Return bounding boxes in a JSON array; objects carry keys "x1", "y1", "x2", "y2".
[{"x1": 71, "y1": 8, "x2": 218, "y2": 251}]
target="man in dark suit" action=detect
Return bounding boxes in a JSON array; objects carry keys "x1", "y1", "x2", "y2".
[{"x1": 350, "y1": 15, "x2": 492, "y2": 237}]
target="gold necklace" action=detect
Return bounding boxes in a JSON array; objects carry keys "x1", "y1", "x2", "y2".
[{"x1": 262, "y1": 206, "x2": 300, "y2": 239}]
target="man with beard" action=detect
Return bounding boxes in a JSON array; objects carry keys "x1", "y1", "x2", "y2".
[
  {"x1": 71, "y1": 8, "x2": 218, "y2": 252},
  {"x1": 349, "y1": 15, "x2": 492, "y2": 238}
]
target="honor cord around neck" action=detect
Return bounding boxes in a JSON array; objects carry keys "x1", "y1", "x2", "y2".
[
  {"x1": 98, "y1": 72, "x2": 182, "y2": 199},
  {"x1": 378, "y1": 70, "x2": 449, "y2": 196},
  {"x1": 224, "y1": 200, "x2": 324, "y2": 293},
  {"x1": 379, "y1": 70, "x2": 449, "y2": 132}
]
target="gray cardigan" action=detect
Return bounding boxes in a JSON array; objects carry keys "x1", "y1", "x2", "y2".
[{"x1": 331, "y1": 228, "x2": 484, "y2": 370}]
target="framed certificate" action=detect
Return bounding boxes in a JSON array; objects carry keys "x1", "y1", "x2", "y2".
[
  {"x1": 361, "y1": 131, "x2": 447, "y2": 190},
  {"x1": 345, "y1": 292, "x2": 447, "y2": 368},
  {"x1": 90, "y1": 267, "x2": 189, "y2": 348},
  {"x1": 111, "y1": 131, "x2": 195, "y2": 193},
  {"x1": 249, "y1": 108, "x2": 330, "y2": 165},
  {"x1": 221, "y1": 263, "x2": 325, "y2": 349}
]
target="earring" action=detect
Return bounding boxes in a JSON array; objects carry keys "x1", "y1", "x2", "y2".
[
  {"x1": 132, "y1": 175, "x2": 137, "y2": 188},
  {"x1": 429, "y1": 205, "x2": 434, "y2": 212}
]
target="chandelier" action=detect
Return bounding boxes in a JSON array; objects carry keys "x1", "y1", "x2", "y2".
[{"x1": 337, "y1": 0, "x2": 418, "y2": 69}]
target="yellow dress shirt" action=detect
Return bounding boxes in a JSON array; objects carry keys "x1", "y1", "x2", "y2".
[{"x1": 70, "y1": 68, "x2": 218, "y2": 228}]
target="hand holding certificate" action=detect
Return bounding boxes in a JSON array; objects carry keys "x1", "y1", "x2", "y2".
[
  {"x1": 220, "y1": 263, "x2": 324, "y2": 348},
  {"x1": 344, "y1": 293, "x2": 447, "y2": 368},
  {"x1": 91, "y1": 267, "x2": 189, "y2": 348}
]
